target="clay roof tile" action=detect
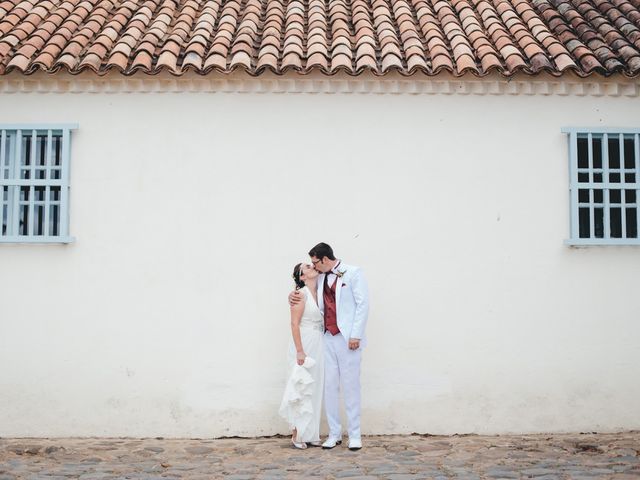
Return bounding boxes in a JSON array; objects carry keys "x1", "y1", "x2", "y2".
[
  {"x1": 106, "y1": 51, "x2": 129, "y2": 71},
  {"x1": 230, "y1": 50, "x2": 252, "y2": 70},
  {"x1": 203, "y1": 53, "x2": 226, "y2": 70},
  {"x1": 7, "y1": 53, "x2": 30, "y2": 71},
  {"x1": 256, "y1": 52, "x2": 278, "y2": 71}
]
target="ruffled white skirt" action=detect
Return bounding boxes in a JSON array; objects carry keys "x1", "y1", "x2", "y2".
[{"x1": 278, "y1": 325, "x2": 324, "y2": 442}]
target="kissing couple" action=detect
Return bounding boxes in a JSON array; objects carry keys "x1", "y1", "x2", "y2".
[{"x1": 279, "y1": 242, "x2": 369, "y2": 451}]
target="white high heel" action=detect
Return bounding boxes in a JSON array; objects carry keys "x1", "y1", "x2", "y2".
[{"x1": 291, "y1": 437, "x2": 307, "y2": 449}]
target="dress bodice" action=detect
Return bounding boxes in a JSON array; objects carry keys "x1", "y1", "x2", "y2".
[{"x1": 299, "y1": 286, "x2": 323, "y2": 330}]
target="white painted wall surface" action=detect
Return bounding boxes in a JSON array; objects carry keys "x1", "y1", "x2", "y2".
[{"x1": 1, "y1": 73, "x2": 639, "y2": 437}]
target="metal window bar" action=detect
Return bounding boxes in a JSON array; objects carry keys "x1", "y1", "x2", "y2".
[
  {"x1": 587, "y1": 133, "x2": 594, "y2": 238},
  {"x1": 636, "y1": 134, "x2": 640, "y2": 238},
  {"x1": 0, "y1": 130, "x2": 5, "y2": 237},
  {"x1": 28, "y1": 130, "x2": 36, "y2": 236},
  {"x1": 578, "y1": 202, "x2": 638, "y2": 207},
  {"x1": 44, "y1": 130, "x2": 52, "y2": 237},
  {"x1": 6, "y1": 133, "x2": 15, "y2": 235},
  {"x1": 602, "y1": 134, "x2": 611, "y2": 239},
  {"x1": 12, "y1": 130, "x2": 21, "y2": 237},
  {"x1": 619, "y1": 134, "x2": 627, "y2": 238}
]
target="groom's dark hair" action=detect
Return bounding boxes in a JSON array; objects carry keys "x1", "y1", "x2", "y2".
[{"x1": 309, "y1": 242, "x2": 336, "y2": 260}]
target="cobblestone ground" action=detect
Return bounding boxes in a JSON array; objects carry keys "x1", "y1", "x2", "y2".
[{"x1": 0, "y1": 432, "x2": 639, "y2": 480}]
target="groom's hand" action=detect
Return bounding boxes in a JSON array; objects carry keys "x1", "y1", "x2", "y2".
[
  {"x1": 288, "y1": 290, "x2": 303, "y2": 307},
  {"x1": 348, "y1": 338, "x2": 360, "y2": 350}
]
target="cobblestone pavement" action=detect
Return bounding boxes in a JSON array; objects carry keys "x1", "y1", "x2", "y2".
[{"x1": 0, "y1": 432, "x2": 639, "y2": 480}]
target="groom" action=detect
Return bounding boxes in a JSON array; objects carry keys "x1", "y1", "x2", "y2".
[{"x1": 291, "y1": 242, "x2": 369, "y2": 451}]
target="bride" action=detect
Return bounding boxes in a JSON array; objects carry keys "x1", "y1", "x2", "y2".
[{"x1": 278, "y1": 263, "x2": 324, "y2": 449}]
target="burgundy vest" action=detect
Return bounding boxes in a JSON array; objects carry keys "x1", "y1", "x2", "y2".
[{"x1": 323, "y1": 274, "x2": 340, "y2": 335}]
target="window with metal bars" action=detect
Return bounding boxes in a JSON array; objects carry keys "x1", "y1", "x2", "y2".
[
  {"x1": 0, "y1": 124, "x2": 76, "y2": 243},
  {"x1": 563, "y1": 128, "x2": 640, "y2": 245}
]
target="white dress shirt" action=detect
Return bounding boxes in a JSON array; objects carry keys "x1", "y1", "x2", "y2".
[{"x1": 325, "y1": 260, "x2": 341, "y2": 288}]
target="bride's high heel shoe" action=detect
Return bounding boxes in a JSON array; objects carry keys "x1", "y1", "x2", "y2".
[{"x1": 291, "y1": 437, "x2": 307, "y2": 449}]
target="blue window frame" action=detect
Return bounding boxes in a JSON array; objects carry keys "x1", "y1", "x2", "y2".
[
  {"x1": 563, "y1": 128, "x2": 640, "y2": 246},
  {"x1": 0, "y1": 124, "x2": 77, "y2": 244}
]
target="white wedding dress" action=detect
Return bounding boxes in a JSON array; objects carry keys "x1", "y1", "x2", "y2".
[{"x1": 278, "y1": 286, "x2": 324, "y2": 443}]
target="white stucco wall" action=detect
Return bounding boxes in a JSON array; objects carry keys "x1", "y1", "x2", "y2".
[{"x1": 1, "y1": 72, "x2": 639, "y2": 437}]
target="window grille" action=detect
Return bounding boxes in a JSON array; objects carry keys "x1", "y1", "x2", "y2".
[
  {"x1": 0, "y1": 124, "x2": 76, "y2": 243},
  {"x1": 563, "y1": 128, "x2": 640, "y2": 245}
]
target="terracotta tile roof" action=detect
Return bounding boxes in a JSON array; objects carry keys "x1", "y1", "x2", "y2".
[{"x1": 0, "y1": 0, "x2": 639, "y2": 77}]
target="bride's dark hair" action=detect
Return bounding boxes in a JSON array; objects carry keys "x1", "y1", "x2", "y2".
[{"x1": 292, "y1": 263, "x2": 305, "y2": 290}]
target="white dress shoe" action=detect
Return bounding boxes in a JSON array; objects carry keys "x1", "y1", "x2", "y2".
[
  {"x1": 321, "y1": 437, "x2": 342, "y2": 449},
  {"x1": 348, "y1": 438, "x2": 362, "y2": 451}
]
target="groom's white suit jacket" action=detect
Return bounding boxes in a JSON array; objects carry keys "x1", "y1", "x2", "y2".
[{"x1": 317, "y1": 263, "x2": 369, "y2": 347}]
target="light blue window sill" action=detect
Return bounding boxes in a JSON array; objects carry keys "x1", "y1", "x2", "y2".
[
  {"x1": 0, "y1": 236, "x2": 75, "y2": 244},
  {"x1": 565, "y1": 238, "x2": 640, "y2": 246}
]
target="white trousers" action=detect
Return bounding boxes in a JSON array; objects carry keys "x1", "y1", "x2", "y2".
[{"x1": 324, "y1": 331, "x2": 362, "y2": 440}]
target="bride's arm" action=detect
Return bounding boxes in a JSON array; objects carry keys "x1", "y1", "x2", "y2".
[{"x1": 290, "y1": 299, "x2": 306, "y2": 365}]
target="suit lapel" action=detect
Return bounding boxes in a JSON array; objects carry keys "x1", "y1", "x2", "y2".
[{"x1": 335, "y1": 263, "x2": 347, "y2": 310}]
